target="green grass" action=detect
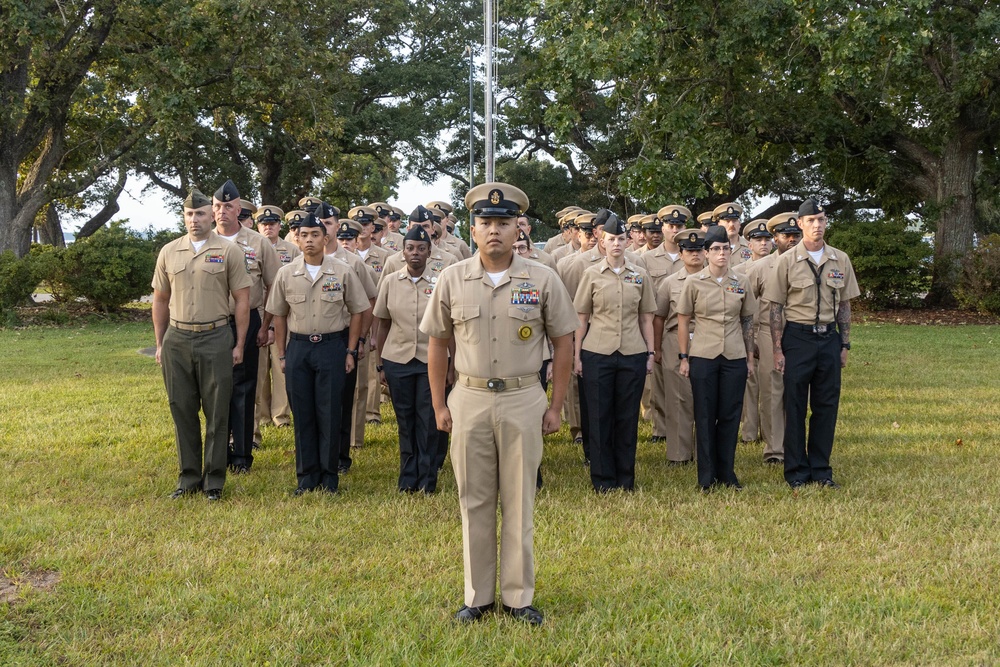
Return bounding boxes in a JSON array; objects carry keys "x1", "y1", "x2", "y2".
[{"x1": 0, "y1": 322, "x2": 998, "y2": 665}]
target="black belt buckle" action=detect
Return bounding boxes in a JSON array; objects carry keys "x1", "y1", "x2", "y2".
[
  {"x1": 308, "y1": 334, "x2": 322, "y2": 343},
  {"x1": 486, "y1": 378, "x2": 506, "y2": 392},
  {"x1": 812, "y1": 324, "x2": 829, "y2": 334}
]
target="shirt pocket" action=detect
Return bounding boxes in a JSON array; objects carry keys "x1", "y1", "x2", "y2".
[
  {"x1": 824, "y1": 277, "x2": 845, "y2": 289},
  {"x1": 453, "y1": 304, "x2": 481, "y2": 344},
  {"x1": 790, "y1": 277, "x2": 814, "y2": 294},
  {"x1": 320, "y1": 291, "x2": 345, "y2": 305},
  {"x1": 286, "y1": 294, "x2": 307, "y2": 305},
  {"x1": 507, "y1": 306, "x2": 543, "y2": 345}
]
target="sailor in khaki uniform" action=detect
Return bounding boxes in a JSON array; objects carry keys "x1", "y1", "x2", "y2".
[
  {"x1": 254, "y1": 205, "x2": 299, "y2": 444},
  {"x1": 152, "y1": 189, "x2": 252, "y2": 501},
  {"x1": 550, "y1": 210, "x2": 588, "y2": 262},
  {"x1": 421, "y1": 183, "x2": 577, "y2": 626},
  {"x1": 212, "y1": 180, "x2": 281, "y2": 473},
  {"x1": 543, "y1": 206, "x2": 579, "y2": 253},
  {"x1": 626, "y1": 215, "x2": 645, "y2": 252},
  {"x1": 374, "y1": 225, "x2": 448, "y2": 493},
  {"x1": 573, "y1": 212, "x2": 656, "y2": 492},
  {"x1": 714, "y1": 203, "x2": 752, "y2": 267},
  {"x1": 764, "y1": 198, "x2": 859, "y2": 488},
  {"x1": 677, "y1": 225, "x2": 757, "y2": 491},
  {"x1": 746, "y1": 213, "x2": 801, "y2": 464},
  {"x1": 697, "y1": 211, "x2": 716, "y2": 231},
  {"x1": 652, "y1": 229, "x2": 706, "y2": 464},
  {"x1": 266, "y1": 213, "x2": 369, "y2": 494},
  {"x1": 238, "y1": 199, "x2": 257, "y2": 228},
  {"x1": 382, "y1": 206, "x2": 405, "y2": 253},
  {"x1": 382, "y1": 206, "x2": 458, "y2": 279},
  {"x1": 350, "y1": 206, "x2": 391, "y2": 425},
  {"x1": 735, "y1": 219, "x2": 774, "y2": 445}
]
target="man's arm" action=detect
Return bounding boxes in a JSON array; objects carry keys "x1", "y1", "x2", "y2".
[
  {"x1": 652, "y1": 315, "x2": 665, "y2": 365},
  {"x1": 346, "y1": 312, "x2": 361, "y2": 373},
  {"x1": 273, "y1": 316, "x2": 287, "y2": 373},
  {"x1": 428, "y1": 336, "x2": 453, "y2": 432},
  {"x1": 543, "y1": 333, "x2": 574, "y2": 435},
  {"x1": 836, "y1": 299, "x2": 851, "y2": 368},
  {"x1": 741, "y1": 314, "x2": 755, "y2": 378},
  {"x1": 573, "y1": 313, "x2": 589, "y2": 377},
  {"x1": 231, "y1": 287, "x2": 250, "y2": 365},
  {"x1": 152, "y1": 289, "x2": 170, "y2": 367},
  {"x1": 769, "y1": 302, "x2": 785, "y2": 373}
]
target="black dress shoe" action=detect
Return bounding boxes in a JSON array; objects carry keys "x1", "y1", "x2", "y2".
[
  {"x1": 228, "y1": 464, "x2": 250, "y2": 474},
  {"x1": 816, "y1": 479, "x2": 841, "y2": 489},
  {"x1": 205, "y1": 489, "x2": 222, "y2": 501},
  {"x1": 454, "y1": 602, "x2": 494, "y2": 623},
  {"x1": 169, "y1": 488, "x2": 191, "y2": 499},
  {"x1": 294, "y1": 487, "x2": 309, "y2": 496},
  {"x1": 502, "y1": 604, "x2": 544, "y2": 626},
  {"x1": 788, "y1": 480, "x2": 807, "y2": 489},
  {"x1": 764, "y1": 456, "x2": 783, "y2": 465},
  {"x1": 650, "y1": 435, "x2": 665, "y2": 443},
  {"x1": 337, "y1": 465, "x2": 351, "y2": 473}
]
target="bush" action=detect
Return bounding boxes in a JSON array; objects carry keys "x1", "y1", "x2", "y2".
[
  {"x1": 0, "y1": 251, "x2": 36, "y2": 312},
  {"x1": 60, "y1": 222, "x2": 157, "y2": 311},
  {"x1": 825, "y1": 216, "x2": 930, "y2": 309},
  {"x1": 28, "y1": 243, "x2": 72, "y2": 301},
  {"x1": 956, "y1": 234, "x2": 1000, "y2": 315}
]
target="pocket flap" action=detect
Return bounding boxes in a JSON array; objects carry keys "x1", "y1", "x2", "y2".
[{"x1": 453, "y1": 304, "x2": 480, "y2": 322}]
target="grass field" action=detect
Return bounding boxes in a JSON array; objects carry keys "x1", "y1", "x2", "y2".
[{"x1": 1, "y1": 321, "x2": 998, "y2": 665}]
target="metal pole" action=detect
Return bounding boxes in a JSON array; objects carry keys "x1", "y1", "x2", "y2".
[
  {"x1": 484, "y1": 0, "x2": 494, "y2": 183},
  {"x1": 467, "y1": 44, "x2": 476, "y2": 246}
]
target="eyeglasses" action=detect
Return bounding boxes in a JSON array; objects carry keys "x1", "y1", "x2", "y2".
[
  {"x1": 432, "y1": 234, "x2": 440, "y2": 239},
  {"x1": 513, "y1": 244, "x2": 529, "y2": 252},
  {"x1": 706, "y1": 245, "x2": 731, "y2": 254}
]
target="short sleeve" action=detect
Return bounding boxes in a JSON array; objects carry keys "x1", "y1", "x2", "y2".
[
  {"x1": 152, "y1": 247, "x2": 170, "y2": 293},
  {"x1": 225, "y1": 243, "x2": 254, "y2": 291},
  {"x1": 676, "y1": 278, "x2": 696, "y2": 316},
  {"x1": 763, "y1": 254, "x2": 789, "y2": 306},
  {"x1": 264, "y1": 269, "x2": 289, "y2": 317},
  {"x1": 638, "y1": 269, "x2": 656, "y2": 314},
  {"x1": 419, "y1": 266, "x2": 456, "y2": 338},
  {"x1": 373, "y1": 276, "x2": 392, "y2": 319},
  {"x1": 573, "y1": 270, "x2": 595, "y2": 315},
  {"x1": 841, "y1": 255, "x2": 862, "y2": 302}
]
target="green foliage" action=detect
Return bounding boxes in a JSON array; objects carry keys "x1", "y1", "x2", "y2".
[
  {"x1": 825, "y1": 216, "x2": 930, "y2": 308},
  {"x1": 28, "y1": 244, "x2": 72, "y2": 302},
  {"x1": 956, "y1": 234, "x2": 1000, "y2": 315},
  {"x1": 0, "y1": 251, "x2": 35, "y2": 313},
  {"x1": 59, "y1": 223, "x2": 157, "y2": 312}
]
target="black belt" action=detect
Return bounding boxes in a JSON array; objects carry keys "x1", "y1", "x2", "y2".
[
  {"x1": 786, "y1": 321, "x2": 837, "y2": 335},
  {"x1": 289, "y1": 330, "x2": 346, "y2": 343}
]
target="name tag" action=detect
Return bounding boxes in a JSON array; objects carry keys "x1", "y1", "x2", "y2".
[
  {"x1": 511, "y1": 288, "x2": 540, "y2": 305},
  {"x1": 206, "y1": 255, "x2": 225, "y2": 264}
]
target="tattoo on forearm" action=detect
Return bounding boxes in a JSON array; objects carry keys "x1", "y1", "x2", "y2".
[
  {"x1": 741, "y1": 315, "x2": 754, "y2": 355},
  {"x1": 836, "y1": 301, "x2": 851, "y2": 343},
  {"x1": 769, "y1": 303, "x2": 784, "y2": 353}
]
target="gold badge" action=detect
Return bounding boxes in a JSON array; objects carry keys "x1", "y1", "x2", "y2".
[
  {"x1": 518, "y1": 325, "x2": 532, "y2": 340},
  {"x1": 489, "y1": 189, "x2": 502, "y2": 205}
]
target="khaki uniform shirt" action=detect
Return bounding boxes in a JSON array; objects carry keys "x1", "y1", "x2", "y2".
[
  {"x1": 221, "y1": 227, "x2": 281, "y2": 311},
  {"x1": 152, "y1": 232, "x2": 253, "y2": 323},
  {"x1": 550, "y1": 242, "x2": 577, "y2": 263},
  {"x1": 575, "y1": 259, "x2": 656, "y2": 355},
  {"x1": 558, "y1": 248, "x2": 603, "y2": 300},
  {"x1": 328, "y1": 247, "x2": 378, "y2": 300},
  {"x1": 442, "y1": 231, "x2": 473, "y2": 259},
  {"x1": 373, "y1": 266, "x2": 438, "y2": 364},
  {"x1": 677, "y1": 270, "x2": 756, "y2": 360},
  {"x1": 420, "y1": 254, "x2": 578, "y2": 379},
  {"x1": 654, "y1": 268, "x2": 698, "y2": 332},
  {"x1": 266, "y1": 255, "x2": 370, "y2": 334},
  {"x1": 763, "y1": 244, "x2": 860, "y2": 325},
  {"x1": 272, "y1": 238, "x2": 301, "y2": 265},
  {"x1": 742, "y1": 253, "x2": 779, "y2": 327},
  {"x1": 642, "y1": 245, "x2": 685, "y2": 294},
  {"x1": 382, "y1": 230, "x2": 404, "y2": 254},
  {"x1": 543, "y1": 234, "x2": 567, "y2": 254},
  {"x1": 358, "y1": 243, "x2": 391, "y2": 286},
  {"x1": 524, "y1": 248, "x2": 557, "y2": 272},
  {"x1": 383, "y1": 248, "x2": 457, "y2": 278},
  {"x1": 730, "y1": 237, "x2": 753, "y2": 266}
]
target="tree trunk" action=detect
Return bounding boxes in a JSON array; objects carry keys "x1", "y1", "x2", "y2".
[
  {"x1": 925, "y1": 130, "x2": 979, "y2": 306},
  {"x1": 38, "y1": 205, "x2": 66, "y2": 247},
  {"x1": 0, "y1": 162, "x2": 34, "y2": 257}
]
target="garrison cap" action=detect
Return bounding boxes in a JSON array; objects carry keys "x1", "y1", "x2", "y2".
[
  {"x1": 371, "y1": 202, "x2": 392, "y2": 218},
  {"x1": 575, "y1": 212, "x2": 597, "y2": 229},
  {"x1": 213, "y1": 179, "x2": 240, "y2": 203},
  {"x1": 389, "y1": 206, "x2": 404, "y2": 221},
  {"x1": 713, "y1": 202, "x2": 743, "y2": 220},
  {"x1": 742, "y1": 219, "x2": 772, "y2": 240},
  {"x1": 597, "y1": 209, "x2": 626, "y2": 236},
  {"x1": 348, "y1": 206, "x2": 378, "y2": 224},
  {"x1": 676, "y1": 229, "x2": 707, "y2": 250},
  {"x1": 697, "y1": 211, "x2": 717, "y2": 227},
  {"x1": 337, "y1": 219, "x2": 362, "y2": 238},
  {"x1": 640, "y1": 214, "x2": 662, "y2": 231},
  {"x1": 465, "y1": 182, "x2": 529, "y2": 219},
  {"x1": 426, "y1": 200, "x2": 454, "y2": 214},
  {"x1": 704, "y1": 225, "x2": 729, "y2": 247},
  {"x1": 254, "y1": 205, "x2": 284, "y2": 223},
  {"x1": 183, "y1": 188, "x2": 212, "y2": 209},
  {"x1": 556, "y1": 205, "x2": 581, "y2": 219},
  {"x1": 298, "y1": 196, "x2": 322, "y2": 213},
  {"x1": 285, "y1": 210, "x2": 308, "y2": 229},
  {"x1": 404, "y1": 225, "x2": 431, "y2": 244},
  {"x1": 315, "y1": 201, "x2": 340, "y2": 219},
  {"x1": 296, "y1": 213, "x2": 324, "y2": 231},
  {"x1": 657, "y1": 205, "x2": 693, "y2": 226},
  {"x1": 798, "y1": 197, "x2": 825, "y2": 217},
  {"x1": 593, "y1": 208, "x2": 617, "y2": 229},
  {"x1": 238, "y1": 199, "x2": 257, "y2": 216},
  {"x1": 409, "y1": 205, "x2": 434, "y2": 223},
  {"x1": 766, "y1": 212, "x2": 801, "y2": 235}
]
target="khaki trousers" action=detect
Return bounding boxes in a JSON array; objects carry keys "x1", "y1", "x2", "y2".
[
  {"x1": 254, "y1": 342, "x2": 290, "y2": 443},
  {"x1": 756, "y1": 327, "x2": 785, "y2": 460},
  {"x1": 741, "y1": 354, "x2": 761, "y2": 441},
  {"x1": 350, "y1": 349, "x2": 370, "y2": 448},
  {"x1": 650, "y1": 322, "x2": 668, "y2": 437},
  {"x1": 449, "y1": 382, "x2": 546, "y2": 608},
  {"x1": 662, "y1": 328, "x2": 695, "y2": 462},
  {"x1": 562, "y1": 374, "x2": 582, "y2": 440},
  {"x1": 365, "y1": 351, "x2": 382, "y2": 421}
]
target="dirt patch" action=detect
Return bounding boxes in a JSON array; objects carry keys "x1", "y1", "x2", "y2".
[
  {"x1": 0, "y1": 570, "x2": 61, "y2": 604},
  {"x1": 854, "y1": 307, "x2": 1000, "y2": 326}
]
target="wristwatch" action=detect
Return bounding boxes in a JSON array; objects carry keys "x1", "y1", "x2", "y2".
[
  {"x1": 678, "y1": 353, "x2": 689, "y2": 360},
  {"x1": 347, "y1": 349, "x2": 358, "y2": 358},
  {"x1": 841, "y1": 342, "x2": 851, "y2": 350},
  {"x1": 376, "y1": 364, "x2": 384, "y2": 372}
]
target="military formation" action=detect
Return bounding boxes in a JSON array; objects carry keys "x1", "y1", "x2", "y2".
[{"x1": 152, "y1": 179, "x2": 859, "y2": 625}]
